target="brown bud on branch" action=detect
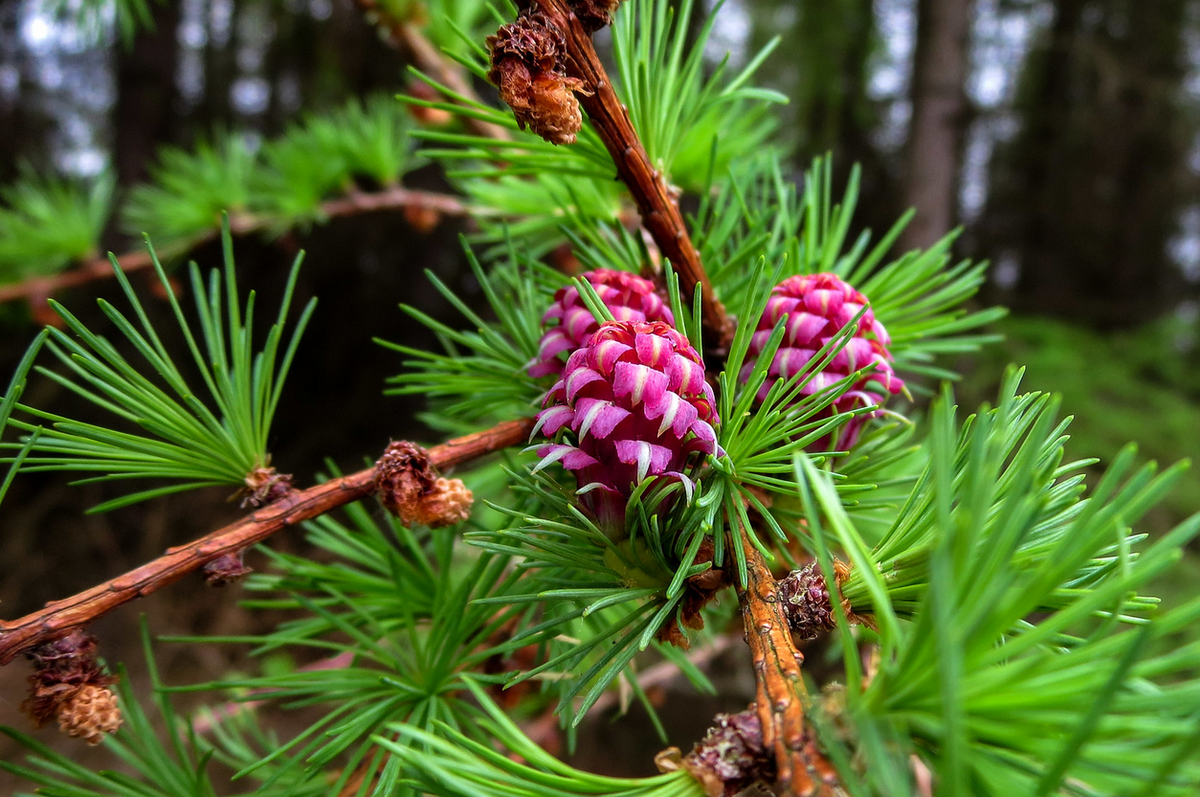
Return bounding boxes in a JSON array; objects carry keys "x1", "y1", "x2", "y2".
[
  {"x1": 664, "y1": 708, "x2": 777, "y2": 797},
  {"x1": 203, "y1": 550, "x2": 254, "y2": 586},
  {"x1": 777, "y1": 559, "x2": 869, "y2": 641},
  {"x1": 487, "y1": 13, "x2": 591, "y2": 145},
  {"x1": 375, "y1": 441, "x2": 474, "y2": 528},
  {"x1": 659, "y1": 704, "x2": 844, "y2": 797},
  {"x1": 22, "y1": 631, "x2": 122, "y2": 745}
]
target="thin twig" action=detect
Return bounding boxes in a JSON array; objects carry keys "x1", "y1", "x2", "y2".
[
  {"x1": 347, "y1": 0, "x2": 511, "y2": 141},
  {"x1": 0, "y1": 187, "x2": 470, "y2": 306},
  {"x1": 0, "y1": 418, "x2": 534, "y2": 665},
  {"x1": 524, "y1": 0, "x2": 733, "y2": 348},
  {"x1": 736, "y1": 526, "x2": 836, "y2": 797}
]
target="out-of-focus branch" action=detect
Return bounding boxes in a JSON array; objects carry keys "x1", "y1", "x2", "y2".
[
  {"x1": 0, "y1": 187, "x2": 469, "y2": 306},
  {"x1": 0, "y1": 418, "x2": 534, "y2": 666},
  {"x1": 347, "y1": 0, "x2": 511, "y2": 141}
]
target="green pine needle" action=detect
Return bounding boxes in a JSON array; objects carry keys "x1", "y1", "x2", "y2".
[
  {"x1": 0, "y1": 168, "x2": 113, "y2": 283},
  {"x1": 2, "y1": 223, "x2": 315, "y2": 511},
  {"x1": 123, "y1": 133, "x2": 257, "y2": 250}
]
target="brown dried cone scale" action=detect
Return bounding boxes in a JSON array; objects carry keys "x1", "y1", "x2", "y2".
[
  {"x1": 375, "y1": 441, "x2": 474, "y2": 528},
  {"x1": 777, "y1": 559, "x2": 867, "y2": 640},
  {"x1": 487, "y1": 12, "x2": 591, "y2": 145},
  {"x1": 659, "y1": 705, "x2": 844, "y2": 797},
  {"x1": 657, "y1": 708, "x2": 776, "y2": 797},
  {"x1": 22, "y1": 630, "x2": 122, "y2": 745}
]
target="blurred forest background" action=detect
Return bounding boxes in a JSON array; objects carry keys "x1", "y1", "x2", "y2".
[{"x1": 2, "y1": 0, "x2": 1200, "y2": 787}]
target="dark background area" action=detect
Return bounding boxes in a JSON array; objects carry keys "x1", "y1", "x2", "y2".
[{"x1": 2, "y1": 0, "x2": 1200, "y2": 789}]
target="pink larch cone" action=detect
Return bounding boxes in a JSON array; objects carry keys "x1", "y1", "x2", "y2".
[
  {"x1": 742, "y1": 272, "x2": 903, "y2": 451},
  {"x1": 534, "y1": 320, "x2": 718, "y2": 537},
  {"x1": 529, "y1": 269, "x2": 674, "y2": 378}
]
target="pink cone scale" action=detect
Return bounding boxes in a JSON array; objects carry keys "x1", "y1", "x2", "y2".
[
  {"x1": 529, "y1": 269, "x2": 674, "y2": 378},
  {"x1": 742, "y1": 272, "x2": 903, "y2": 450},
  {"x1": 534, "y1": 320, "x2": 718, "y2": 536}
]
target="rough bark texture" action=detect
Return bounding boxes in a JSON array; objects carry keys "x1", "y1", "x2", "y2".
[
  {"x1": 899, "y1": 0, "x2": 974, "y2": 252},
  {"x1": 736, "y1": 529, "x2": 840, "y2": 796}
]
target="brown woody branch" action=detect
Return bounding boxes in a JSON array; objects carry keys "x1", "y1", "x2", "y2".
[
  {"x1": 0, "y1": 187, "x2": 469, "y2": 307},
  {"x1": 736, "y1": 526, "x2": 839, "y2": 797},
  {"x1": 347, "y1": 0, "x2": 511, "y2": 141},
  {"x1": 519, "y1": 0, "x2": 734, "y2": 349},
  {"x1": 0, "y1": 418, "x2": 534, "y2": 666}
]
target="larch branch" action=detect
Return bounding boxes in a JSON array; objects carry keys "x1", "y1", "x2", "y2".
[
  {"x1": 0, "y1": 187, "x2": 469, "y2": 306},
  {"x1": 736, "y1": 526, "x2": 839, "y2": 797},
  {"x1": 0, "y1": 418, "x2": 534, "y2": 666},
  {"x1": 524, "y1": 0, "x2": 734, "y2": 348}
]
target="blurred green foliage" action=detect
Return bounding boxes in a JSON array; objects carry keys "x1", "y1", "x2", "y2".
[{"x1": 960, "y1": 314, "x2": 1200, "y2": 527}]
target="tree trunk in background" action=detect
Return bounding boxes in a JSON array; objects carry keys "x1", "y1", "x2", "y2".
[
  {"x1": 899, "y1": 0, "x2": 974, "y2": 251},
  {"x1": 978, "y1": 0, "x2": 1192, "y2": 327},
  {"x1": 113, "y1": 1, "x2": 180, "y2": 189},
  {"x1": 746, "y1": 0, "x2": 901, "y2": 244}
]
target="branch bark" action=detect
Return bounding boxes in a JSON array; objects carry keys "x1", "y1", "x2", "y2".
[
  {"x1": 520, "y1": 0, "x2": 733, "y2": 349},
  {"x1": 0, "y1": 187, "x2": 469, "y2": 306},
  {"x1": 0, "y1": 418, "x2": 533, "y2": 666},
  {"x1": 736, "y1": 527, "x2": 838, "y2": 797},
  {"x1": 346, "y1": 0, "x2": 511, "y2": 141}
]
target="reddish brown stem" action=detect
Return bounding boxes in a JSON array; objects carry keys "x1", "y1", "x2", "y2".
[
  {"x1": 0, "y1": 187, "x2": 469, "y2": 306},
  {"x1": 524, "y1": 0, "x2": 733, "y2": 349},
  {"x1": 736, "y1": 527, "x2": 838, "y2": 797},
  {"x1": 0, "y1": 418, "x2": 533, "y2": 666},
  {"x1": 347, "y1": 0, "x2": 511, "y2": 142}
]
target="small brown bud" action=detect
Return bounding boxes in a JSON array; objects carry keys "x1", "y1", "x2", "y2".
[
  {"x1": 777, "y1": 559, "x2": 860, "y2": 640},
  {"x1": 403, "y1": 203, "x2": 442, "y2": 234},
  {"x1": 22, "y1": 631, "x2": 122, "y2": 744},
  {"x1": 375, "y1": 441, "x2": 474, "y2": 528},
  {"x1": 203, "y1": 550, "x2": 253, "y2": 586},
  {"x1": 678, "y1": 708, "x2": 775, "y2": 797},
  {"x1": 239, "y1": 465, "x2": 293, "y2": 508},
  {"x1": 487, "y1": 13, "x2": 591, "y2": 145},
  {"x1": 57, "y1": 684, "x2": 122, "y2": 745}
]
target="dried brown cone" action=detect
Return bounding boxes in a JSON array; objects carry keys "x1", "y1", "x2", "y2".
[
  {"x1": 777, "y1": 559, "x2": 865, "y2": 640},
  {"x1": 22, "y1": 630, "x2": 122, "y2": 744},
  {"x1": 375, "y1": 441, "x2": 474, "y2": 528},
  {"x1": 657, "y1": 707, "x2": 776, "y2": 797},
  {"x1": 486, "y1": 12, "x2": 591, "y2": 145}
]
